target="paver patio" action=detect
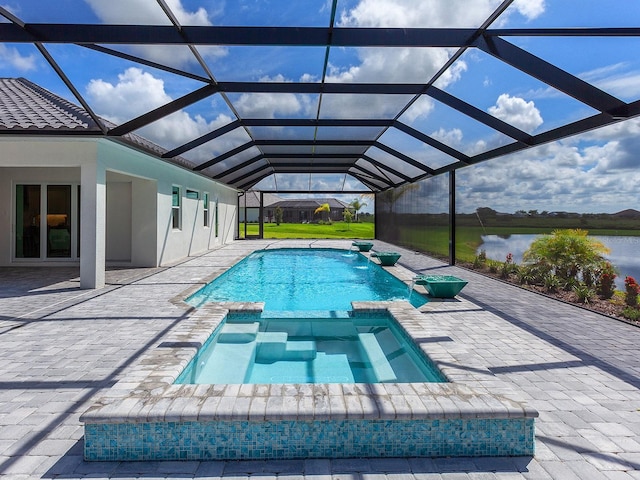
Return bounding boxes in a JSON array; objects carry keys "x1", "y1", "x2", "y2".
[{"x1": 1, "y1": 239, "x2": 640, "y2": 479}]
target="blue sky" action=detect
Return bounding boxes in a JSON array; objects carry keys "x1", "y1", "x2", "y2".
[{"x1": 1, "y1": 0, "x2": 640, "y2": 214}]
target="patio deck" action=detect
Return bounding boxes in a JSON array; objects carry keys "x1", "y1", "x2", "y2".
[{"x1": 1, "y1": 239, "x2": 640, "y2": 478}]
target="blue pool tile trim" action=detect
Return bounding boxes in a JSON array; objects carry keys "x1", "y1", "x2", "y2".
[{"x1": 85, "y1": 418, "x2": 535, "y2": 461}]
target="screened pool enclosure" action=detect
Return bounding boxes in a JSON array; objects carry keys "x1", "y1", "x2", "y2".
[{"x1": 1, "y1": 0, "x2": 639, "y2": 262}]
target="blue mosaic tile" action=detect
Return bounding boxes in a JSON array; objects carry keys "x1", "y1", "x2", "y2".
[{"x1": 84, "y1": 418, "x2": 535, "y2": 461}]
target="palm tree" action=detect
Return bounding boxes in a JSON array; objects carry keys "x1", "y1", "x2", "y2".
[{"x1": 349, "y1": 198, "x2": 367, "y2": 222}]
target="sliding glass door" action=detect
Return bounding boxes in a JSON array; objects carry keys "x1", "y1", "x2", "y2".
[
  {"x1": 15, "y1": 184, "x2": 78, "y2": 261},
  {"x1": 46, "y1": 185, "x2": 72, "y2": 258},
  {"x1": 15, "y1": 185, "x2": 41, "y2": 258}
]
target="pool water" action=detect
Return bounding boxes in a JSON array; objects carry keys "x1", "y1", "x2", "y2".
[
  {"x1": 187, "y1": 248, "x2": 427, "y2": 311},
  {"x1": 175, "y1": 314, "x2": 446, "y2": 384}
]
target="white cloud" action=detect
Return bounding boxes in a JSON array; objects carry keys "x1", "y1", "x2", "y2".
[
  {"x1": 86, "y1": 67, "x2": 241, "y2": 158},
  {"x1": 0, "y1": 44, "x2": 37, "y2": 72},
  {"x1": 231, "y1": 74, "x2": 317, "y2": 119},
  {"x1": 87, "y1": 68, "x2": 171, "y2": 124},
  {"x1": 339, "y1": 0, "x2": 504, "y2": 28},
  {"x1": 431, "y1": 127, "x2": 463, "y2": 146},
  {"x1": 84, "y1": 0, "x2": 226, "y2": 67},
  {"x1": 488, "y1": 94, "x2": 543, "y2": 132},
  {"x1": 580, "y1": 63, "x2": 640, "y2": 101},
  {"x1": 455, "y1": 127, "x2": 640, "y2": 214},
  {"x1": 235, "y1": 92, "x2": 314, "y2": 119},
  {"x1": 510, "y1": 0, "x2": 546, "y2": 20},
  {"x1": 84, "y1": 0, "x2": 209, "y2": 25}
]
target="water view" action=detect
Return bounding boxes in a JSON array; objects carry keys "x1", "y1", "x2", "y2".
[{"x1": 478, "y1": 235, "x2": 640, "y2": 289}]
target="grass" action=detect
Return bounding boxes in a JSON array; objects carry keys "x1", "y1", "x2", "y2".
[
  {"x1": 238, "y1": 222, "x2": 638, "y2": 259},
  {"x1": 240, "y1": 221, "x2": 374, "y2": 239}
]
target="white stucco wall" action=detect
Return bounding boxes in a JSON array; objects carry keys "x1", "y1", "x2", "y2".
[
  {"x1": 0, "y1": 137, "x2": 94, "y2": 266},
  {"x1": 0, "y1": 136, "x2": 238, "y2": 278},
  {"x1": 96, "y1": 140, "x2": 237, "y2": 266}
]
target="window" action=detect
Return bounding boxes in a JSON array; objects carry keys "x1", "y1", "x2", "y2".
[
  {"x1": 172, "y1": 186, "x2": 181, "y2": 230},
  {"x1": 186, "y1": 189, "x2": 199, "y2": 200},
  {"x1": 203, "y1": 193, "x2": 209, "y2": 227},
  {"x1": 215, "y1": 200, "x2": 219, "y2": 237}
]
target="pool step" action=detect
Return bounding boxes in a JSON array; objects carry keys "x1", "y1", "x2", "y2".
[
  {"x1": 285, "y1": 340, "x2": 317, "y2": 361},
  {"x1": 192, "y1": 342, "x2": 256, "y2": 384},
  {"x1": 358, "y1": 333, "x2": 397, "y2": 382},
  {"x1": 218, "y1": 322, "x2": 260, "y2": 343},
  {"x1": 255, "y1": 332, "x2": 317, "y2": 362}
]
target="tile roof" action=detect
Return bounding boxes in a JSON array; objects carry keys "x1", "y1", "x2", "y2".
[
  {"x1": 242, "y1": 191, "x2": 283, "y2": 208},
  {"x1": 0, "y1": 78, "x2": 100, "y2": 131},
  {"x1": 0, "y1": 77, "x2": 197, "y2": 171}
]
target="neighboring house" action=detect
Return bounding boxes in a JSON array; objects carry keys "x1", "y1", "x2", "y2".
[
  {"x1": 239, "y1": 190, "x2": 282, "y2": 222},
  {"x1": 0, "y1": 78, "x2": 238, "y2": 289},
  {"x1": 267, "y1": 198, "x2": 349, "y2": 223}
]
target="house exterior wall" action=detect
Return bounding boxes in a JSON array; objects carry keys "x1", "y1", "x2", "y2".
[
  {"x1": 0, "y1": 136, "x2": 238, "y2": 285},
  {"x1": 0, "y1": 137, "x2": 93, "y2": 266},
  {"x1": 95, "y1": 140, "x2": 237, "y2": 266}
]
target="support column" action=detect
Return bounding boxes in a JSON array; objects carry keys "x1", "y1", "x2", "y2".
[
  {"x1": 449, "y1": 170, "x2": 456, "y2": 266},
  {"x1": 80, "y1": 161, "x2": 106, "y2": 289},
  {"x1": 259, "y1": 191, "x2": 264, "y2": 239}
]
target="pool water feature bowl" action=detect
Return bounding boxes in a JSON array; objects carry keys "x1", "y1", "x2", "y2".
[
  {"x1": 81, "y1": 247, "x2": 537, "y2": 461},
  {"x1": 352, "y1": 240, "x2": 374, "y2": 252},
  {"x1": 415, "y1": 274, "x2": 468, "y2": 298},
  {"x1": 370, "y1": 251, "x2": 402, "y2": 266}
]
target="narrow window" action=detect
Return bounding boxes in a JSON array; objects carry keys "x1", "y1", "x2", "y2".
[
  {"x1": 172, "y1": 186, "x2": 181, "y2": 230},
  {"x1": 203, "y1": 193, "x2": 209, "y2": 227},
  {"x1": 215, "y1": 200, "x2": 219, "y2": 237},
  {"x1": 186, "y1": 189, "x2": 199, "y2": 200}
]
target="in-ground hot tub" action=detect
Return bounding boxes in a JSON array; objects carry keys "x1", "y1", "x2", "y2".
[{"x1": 82, "y1": 305, "x2": 537, "y2": 461}]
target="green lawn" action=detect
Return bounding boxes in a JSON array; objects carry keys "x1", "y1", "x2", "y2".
[
  {"x1": 240, "y1": 221, "x2": 374, "y2": 239},
  {"x1": 239, "y1": 222, "x2": 637, "y2": 258}
]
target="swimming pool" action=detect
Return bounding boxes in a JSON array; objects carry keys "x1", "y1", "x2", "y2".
[
  {"x1": 176, "y1": 313, "x2": 446, "y2": 384},
  {"x1": 82, "y1": 244, "x2": 537, "y2": 461},
  {"x1": 187, "y1": 248, "x2": 426, "y2": 310}
]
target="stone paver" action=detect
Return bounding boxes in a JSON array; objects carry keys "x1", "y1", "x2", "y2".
[{"x1": 1, "y1": 239, "x2": 640, "y2": 478}]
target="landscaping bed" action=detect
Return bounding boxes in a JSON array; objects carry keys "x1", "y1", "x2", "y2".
[{"x1": 460, "y1": 261, "x2": 639, "y2": 327}]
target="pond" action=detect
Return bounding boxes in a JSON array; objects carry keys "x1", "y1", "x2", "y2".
[{"x1": 477, "y1": 234, "x2": 640, "y2": 289}]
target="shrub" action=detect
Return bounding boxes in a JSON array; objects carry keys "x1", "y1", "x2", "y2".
[
  {"x1": 622, "y1": 306, "x2": 640, "y2": 321},
  {"x1": 573, "y1": 284, "x2": 594, "y2": 304},
  {"x1": 582, "y1": 267, "x2": 595, "y2": 287},
  {"x1": 472, "y1": 250, "x2": 487, "y2": 269},
  {"x1": 596, "y1": 262, "x2": 617, "y2": 299},
  {"x1": 500, "y1": 252, "x2": 517, "y2": 278},
  {"x1": 625, "y1": 276, "x2": 640, "y2": 307},
  {"x1": 543, "y1": 274, "x2": 561, "y2": 293},
  {"x1": 523, "y1": 229, "x2": 610, "y2": 284},
  {"x1": 517, "y1": 265, "x2": 536, "y2": 285},
  {"x1": 562, "y1": 277, "x2": 580, "y2": 292},
  {"x1": 488, "y1": 260, "x2": 499, "y2": 274}
]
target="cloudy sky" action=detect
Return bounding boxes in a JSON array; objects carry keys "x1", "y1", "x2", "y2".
[{"x1": 1, "y1": 0, "x2": 639, "y2": 213}]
